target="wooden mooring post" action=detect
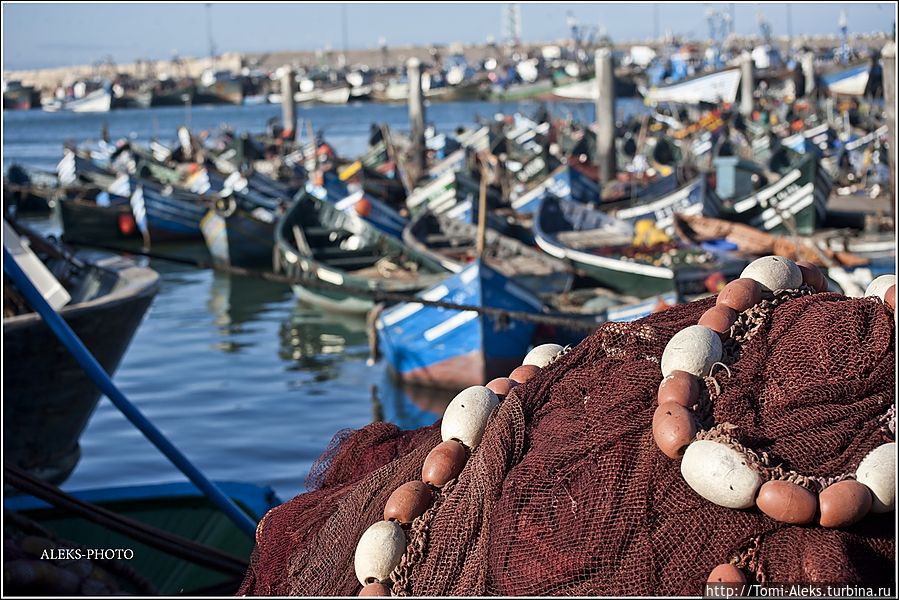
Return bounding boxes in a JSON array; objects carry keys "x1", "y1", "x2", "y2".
[
  {"x1": 594, "y1": 47, "x2": 616, "y2": 187},
  {"x1": 407, "y1": 57, "x2": 427, "y2": 181}
]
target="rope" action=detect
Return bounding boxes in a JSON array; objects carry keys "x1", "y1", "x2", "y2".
[
  {"x1": 4, "y1": 462, "x2": 249, "y2": 577},
  {"x1": 62, "y1": 238, "x2": 604, "y2": 333}
]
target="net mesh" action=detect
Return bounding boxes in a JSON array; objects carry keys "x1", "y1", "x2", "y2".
[{"x1": 239, "y1": 292, "x2": 895, "y2": 596}]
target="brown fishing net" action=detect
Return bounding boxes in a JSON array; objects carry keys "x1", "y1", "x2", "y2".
[{"x1": 239, "y1": 292, "x2": 895, "y2": 596}]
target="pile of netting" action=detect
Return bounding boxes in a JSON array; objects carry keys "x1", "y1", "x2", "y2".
[{"x1": 239, "y1": 291, "x2": 895, "y2": 596}]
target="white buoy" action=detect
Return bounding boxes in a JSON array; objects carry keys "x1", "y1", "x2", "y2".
[
  {"x1": 856, "y1": 442, "x2": 896, "y2": 513},
  {"x1": 522, "y1": 343, "x2": 564, "y2": 368},
  {"x1": 354, "y1": 520, "x2": 407, "y2": 585},
  {"x1": 864, "y1": 274, "x2": 897, "y2": 301},
  {"x1": 740, "y1": 256, "x2": 803, "y2": 292},
  {"x1": 681, "y1": 440, "x2": 762, "y2": 509},
  {"x1": 441, "y1": 386, "x2": 501, "y2": 449},
  {"x1": 660, "y1": 325, "x2": 723, "y2": 378}
]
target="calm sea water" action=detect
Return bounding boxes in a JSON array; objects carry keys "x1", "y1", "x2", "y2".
[{"x1": 4, "y1": 98, "x2": 646, "y2": 502}]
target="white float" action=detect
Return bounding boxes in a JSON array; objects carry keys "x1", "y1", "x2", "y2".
[
  {"x1": 864, "y1": 274, "x2": 897, "y2": 301},
  {"x1": 681, "y1": 440, "x2": 762, "y2": 509},
  {"x1": 441, "y1": 386, "x2": 501, "y2": 449},
  {"x1": 522, "y1": 343, "x2": 564, "y2": 368},
  {"x1": 660, "y1": 325, "x2": 723, "y2": 378},
  {"x1": 740, "y1": 256, "x2": 803, "y2": 292},
  {"x1": 354, "y1": 520, "x2": 407, "y2": 585},
  {"x1": 856, "y1": 442, "x2": 895, "y2": 513}
]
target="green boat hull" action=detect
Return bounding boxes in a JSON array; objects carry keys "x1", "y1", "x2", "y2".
[{"x1": 5, "y1": 481, "x2": 279, "y2": 595}]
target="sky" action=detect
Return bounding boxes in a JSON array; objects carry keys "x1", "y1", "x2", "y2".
[{"x1": 3, "y1": 2, "x2": 896, "y2": 71}]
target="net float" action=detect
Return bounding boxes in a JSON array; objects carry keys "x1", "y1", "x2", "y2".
[
  {"x1": 657, "y1": 371, "x2": 700, "y2": 407},
  {"x1": 755, "y1": 480, "x2": 817, "y2": 524},
  {"x1": 865, "y1": 274, "x2": 896, "y2": 301},
  {"x1": 359, "y1": 582, "x2": 391, "y2": 596},
  {"x1": 740, "y1": 256, "x2": 802, "y2": 292},
  {"x1": 509, "y1": 364, "x2": 540, "y2": 384},
  {"x1": 421, "y1": 440, "x2": 468, "y2": 487},
  {"x1": 698, "y1": 305, "x2": 738, "y2": 337},
  {"x1": 522, "y1": 343, "x2": 564, "y2": 368},
  {"x1": 440, "y1": 386, "x2": 500, "y2": 449},
  {"x1": 485, "y1": 377, "x2": 518, "y2": 398},
  {"x1": 818, "y1": 480, "x2": 872, "y2": 528},
  {"x1": 652, "y1": 402, "x2": 698, "y2": 459},
  {"x1": 354, "y1": 521, "x2": 406, "y2": 585},
  {"x1": 716, "y1": 278, "x2": 762, "y2": 313},
  {"x1": 795, "y1": 260, "x2": 828, "y2": 292},
  {"x1": 681, "y1": 440, "x2": 762, "y2": 509},
  {"x1": 660, "y1": 325, "x2": 722, "y2": 378},
  {"x1": 383, "y1": 481, "x2": 434, "y2": 524},
  {"x1": 855, "y1": 442, "x2": 895, "y2": 513}
]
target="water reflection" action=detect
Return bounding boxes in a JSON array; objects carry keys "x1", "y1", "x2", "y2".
[
  {"x1": 207, "y1": 271, "x2": 291, "y2": 352},
  {"x1": 278, "y1": 302, "x2": 369, "y2": 374},
  {"x1": 375, "y1": 370, "x2": 453, "y2": 430}
]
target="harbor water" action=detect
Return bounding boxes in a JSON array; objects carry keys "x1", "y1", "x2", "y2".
[{"x1": 4, "y1": 98, "x2": 647, "y2": 501}]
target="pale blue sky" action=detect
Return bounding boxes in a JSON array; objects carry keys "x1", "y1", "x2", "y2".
[{"x1": 3, "y1": 2, "x2": 895, "y2": 70}]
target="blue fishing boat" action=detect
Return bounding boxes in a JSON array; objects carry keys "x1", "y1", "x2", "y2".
[
  {"x1": 375, "y1": 260, "x2": 544, "y2": 389},
  {"x1": 199, "y1": 171, "x2": 294, "y2": 268},
  {"x1": 306, "y1": 172, "x2": 408, "y2": 240},
  {"x1": 819, "y1": 61, "x2": 872, "y2": 96},
  {"x1": 403, "y1": 210, "x2": 573, "y2": 296},
  {"x1": 129, "y1": 180, "x2": 207, "y2": 241}
]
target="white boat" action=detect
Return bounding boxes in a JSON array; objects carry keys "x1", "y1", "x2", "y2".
[
  {"x1": 551, "y1": 78, "x2": 599, "y2": 101},
  {"x1": 43, "y1": 86, "x2": 113, "y2": 113},
  {"x1": 642, "y1": 67, "x2": 742, "y2": 105},
  {"x1": 820, "y1": 62, "x2": 871, "y2": 97},
  {"x1": 316, "y1": 86, "x2": 352, "y2": 104}
]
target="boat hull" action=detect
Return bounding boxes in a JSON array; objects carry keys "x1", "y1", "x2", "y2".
[
  {"x1": 717, "y1": 154, "x2": 829, "y2": 235},
  {"x1": 376, "y1": 261, "x2": 542, "y2": 390},
  {"x1": 201, "y1": 208, "x2": 277, "y2": 269},
  {"x1": 3, "y1": 253, "x2": 159, "y2": 485},
  {"x1": 5, "y1": 481, "x2": 280, "y2": 595},
  {"x1": 58, "y1": 197, "x2": 140, "y2": 243}
]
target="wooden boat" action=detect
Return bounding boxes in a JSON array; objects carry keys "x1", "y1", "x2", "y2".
[
  {"x1": 610, "y1": 176, "x2": 718, "y2": 232},
  {"x1": 641, "y1": 67, "x2": 742, "y2": 105},
  {"x1": 4, "y1": 164, "x2": 60, "y2": 213},
  {"x1": 129, "y1": 179, "x2": 207, "y2": 241},
  {"x1": 375, "y1": 260, "x2": 544, "y2": 389},
  {"x1": 4, "y1": 224, "x2": 160, "y2": 485},
  {"x1": 57, "y1": 188, "x2": 142, "y2": 244},
  {"x1": 199, "y1": 173, "x2": 294, "y2": 269},
  {"x1": 306, "y1": 172, "x2": 407, "y2": 240},
  {"x1": 403, "y1": 210, "x2": 573, "y2": 296},
  {"x1": 534, "y1": 194, "x2": 745, "y2": 298},
  {"x1": 819, "y1": 60, "x2": 873, "y2": 97},
  {"x1": 713, "y1": 149, "x2": 831, "y2": 235},
  {"x1": 48, "y1": 86, "x2": 113, "y2": 113},
  {"x1": 672, "y1": 213, "x2": 870, "y2": 268},
  {"x1": 5, "y1": 479, "x2": 280, "y2": 595},
  {"x1": 274, "y1": 192, "x2": 448, "y2": 314},
  {"x1": 3, "y1": 80, "x2": 41, "y2": 110},
  {"x1": 375, "y1": 259, "x2": 684, "y2": 390}
]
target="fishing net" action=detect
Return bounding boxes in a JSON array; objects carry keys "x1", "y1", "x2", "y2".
[{"x1": 239, "y1": 291, "x2": 895, "y2": 596}]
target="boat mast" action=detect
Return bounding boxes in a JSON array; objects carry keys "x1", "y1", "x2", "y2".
[
  {"x1": 205, "y1": 3, "x2": 216, "y2": 69},
  {"x1": 839, "y1": 10, "x2": 849, "y2": 64}
]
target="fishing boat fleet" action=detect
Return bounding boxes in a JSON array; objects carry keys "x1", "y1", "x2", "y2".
[
  {"x1": 4, "y1": 25, "x2": 896, "y2": 591},
  {"x1": 4, "y1": 10, "x2": 888, "y2": 113},
  {"x1": 6, "y1": 66, "x2": 894, "y2": 395}
]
